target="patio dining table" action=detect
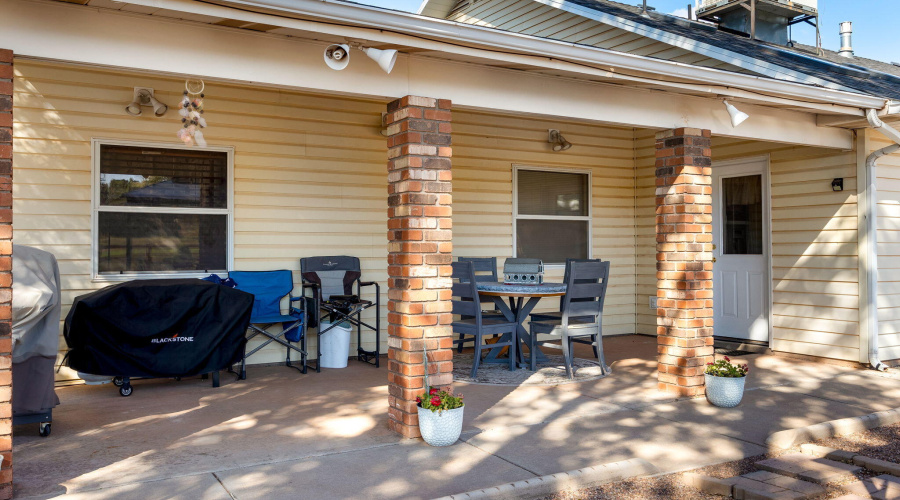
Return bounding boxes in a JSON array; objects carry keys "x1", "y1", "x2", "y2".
[{"x1": 475, "y1": 282, "x2": 566, "y2": 368}]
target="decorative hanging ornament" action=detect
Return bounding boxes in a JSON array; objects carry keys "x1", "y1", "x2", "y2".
[{"x1": 177, "y1": 79, "x2": 207, "y2": 147}]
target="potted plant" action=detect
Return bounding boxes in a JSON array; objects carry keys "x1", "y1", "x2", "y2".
[
  {"x1": 416, "y1": 386, "x2": 464, "y2": 446},
  {"x1": 705, "y1": 356, "x2": 750, "y2": 408}
]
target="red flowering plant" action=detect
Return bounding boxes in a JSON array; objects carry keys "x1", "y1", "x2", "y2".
[
  {"x1": 416, "y1": 386, "x2": 464, "y2": 413},
  {"x1": 705, "y1": 356, "x2": 750, "y2": 378}
]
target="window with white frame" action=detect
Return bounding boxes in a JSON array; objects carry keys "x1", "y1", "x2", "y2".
[
  {"x1": 93, "y1": 141, "x2": 233, "y2": 277},
  {"x1": 514, "y1": 166, "x2": 591, "y2": 264}
]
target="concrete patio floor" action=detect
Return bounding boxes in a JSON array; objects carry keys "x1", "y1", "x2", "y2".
[{"x1": 12, "y1": 335, "x2": 900, "y2": 499}]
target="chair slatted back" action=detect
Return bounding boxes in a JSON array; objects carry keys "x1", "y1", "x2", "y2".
[
  {"x1": 458, "y1": 257, "x2": 498, "y2": 282},
  {"x1": 560, "y1": 258, "x2": 603, "y2": 309},
  {"x1": 451, "y1": 261, "x2": 481, "y2": 320},
  {"x1": 561, "y1": 261, "x2": 610, "y2": 324}
]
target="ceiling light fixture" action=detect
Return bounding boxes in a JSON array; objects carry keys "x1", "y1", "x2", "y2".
[
  {"x1": 548, "y1": 129, "x2": 572, "y2": 152},
  {"x1": 723, "y1": 99, "x2": 749, "y2": 128}
]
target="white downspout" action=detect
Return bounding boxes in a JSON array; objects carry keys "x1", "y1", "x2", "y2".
[{"x1": 864, "y1": 109, "x2": 900, "y2": 371}]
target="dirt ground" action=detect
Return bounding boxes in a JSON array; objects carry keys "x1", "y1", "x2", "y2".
[{"x1": 543, "y1": 421, "x2": 900, "y2": 500}]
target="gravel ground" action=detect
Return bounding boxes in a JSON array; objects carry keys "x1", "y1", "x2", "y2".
[{"x1": 542, "y1": 421, "x2": 900, "y2": 500}]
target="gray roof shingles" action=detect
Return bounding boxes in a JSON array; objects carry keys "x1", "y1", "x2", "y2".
[{"x1": 559, "y1": 0, "x2": 900, "y2": 100}]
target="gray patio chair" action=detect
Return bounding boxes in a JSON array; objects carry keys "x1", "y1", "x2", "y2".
[
  {"x1": 529, "y1": 258, "x2": 603, "y2": 356},
  {"x1": 452, "y1": 261, "x2": 518, "y2": 377},
  {"x1": 456, "y1": 257, "x2": 503, "y2": 353},
  {"x1": 528, "y1": 260, "x2": 611, "y2": 379}
]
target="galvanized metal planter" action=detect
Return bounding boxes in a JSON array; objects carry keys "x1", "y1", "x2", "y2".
[
  {"x1": 705, "y1": 374, "x2": 746, "y2": 408},
  {"x1": 417, "y1": 405, "x2": 464, "y2": 446}
]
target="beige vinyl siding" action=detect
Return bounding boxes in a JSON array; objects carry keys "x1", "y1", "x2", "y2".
[
  {"x1": 633, "y1": 129, "x2": 657, "y2": 335},
  {"x1": 13, "y1": 60, "x2": 390, "y2": 379},
  {"x1": 635, "y1": 129, "x2": 861, "y2": 361},
  {"x1": 871, "y1": 129, "x2": 900, "y2": 361},
  {"x1": 452, "y1": 110, "x2": 637, "y2": 335},
  {"x1": 14, "y1": 60, "x2": 643, "y2": 383}
]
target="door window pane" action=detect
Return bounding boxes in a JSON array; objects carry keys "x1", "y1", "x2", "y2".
[
  {"x1": 98, "y1": 212, "x2": 227, "y2": 274},
  {"x1": 517, "y1": 170, "x2": 588, "y2": 216},
  {"x1": 722, "y1": 175, "x2": 763, "y2": 255},
  {"x1": 516, "y1": 219, "x2": 589, "y2": 263},
  {"x1": 99, "y1": 145, "x2": 227, "y2": 208}
]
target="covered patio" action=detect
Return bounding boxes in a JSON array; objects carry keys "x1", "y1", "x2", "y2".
[
  {"x1": 3, "y1": 0, "x2": 899, "y2": 496},
  {"x1": 13, "y1": 336, "x2": 900, "y2": 499}
]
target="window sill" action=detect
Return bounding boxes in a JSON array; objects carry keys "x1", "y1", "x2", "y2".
[{"x1": 92, "y1": 272, "x2": 227, "y2": 283}]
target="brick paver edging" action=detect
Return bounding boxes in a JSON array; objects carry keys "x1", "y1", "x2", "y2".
[
  {"x1": 431, "y1": 458, "x2": 658, "y2": 500},
  {"x1": 767, "y1": 406, "x2": 900, "y2": 450}
]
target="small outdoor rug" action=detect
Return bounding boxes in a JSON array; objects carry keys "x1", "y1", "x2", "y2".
[{"x1": 452, "y1": 353, "x2": 609, "y2": 386}]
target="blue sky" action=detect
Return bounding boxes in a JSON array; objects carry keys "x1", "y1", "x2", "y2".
[{"x1": 362, "y1": 0, "x2": 899, "y2": 63}]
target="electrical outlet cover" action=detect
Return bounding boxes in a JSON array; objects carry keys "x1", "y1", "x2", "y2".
[{"x1": 649, "y1": 296, "x2": 658, "y2": 309}]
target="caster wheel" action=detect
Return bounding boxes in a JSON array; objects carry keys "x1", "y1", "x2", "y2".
[
  {"x1": 39, "y1": 423, "x2": 51, "y2": 437},
  {"x1": 113, "y1": 377, "x2": 124, "y2": 387},
  {"x1": 119, "y1": 385, "x2": 133, "y2": 397},
  {"x1": 174, "y1": 377, "x2": 181, "y2": 382}
]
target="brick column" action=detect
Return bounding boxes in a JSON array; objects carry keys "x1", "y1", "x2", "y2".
[
  {"x1": 385, "y1": 96, "x2": 453, "y2": 438},
  {"x1": 0, "y1": 48, "x2": 13, "y2": 499},
  {"x1": 655, "y1": 128, "x2": 714, "y2": 397}
]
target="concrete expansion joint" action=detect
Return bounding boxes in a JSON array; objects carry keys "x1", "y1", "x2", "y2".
[{"x1": 431, "y1": 458, "x2": 658, "y2": 500}]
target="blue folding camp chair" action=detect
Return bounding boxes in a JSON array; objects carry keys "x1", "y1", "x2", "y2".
[{"x1": 230, "y1": 270, "x2": 307, "y2": 379}]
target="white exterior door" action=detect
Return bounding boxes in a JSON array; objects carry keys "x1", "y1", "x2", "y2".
[{"x1": 712, "y1": 158, "x2": 769, "y2": 343}]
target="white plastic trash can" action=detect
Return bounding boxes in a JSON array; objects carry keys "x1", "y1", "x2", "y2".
[{"x1": 319, "y1": 321, "x2": 351, "y2": 368}]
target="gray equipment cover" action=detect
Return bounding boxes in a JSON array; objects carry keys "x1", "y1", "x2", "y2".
[{"x1": 12, "y1": 244, "x2": 62, "y2": 363}]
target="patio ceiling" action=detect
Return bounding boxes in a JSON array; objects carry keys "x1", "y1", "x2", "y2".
[{"x1": 45, "y1": 0, "x2": 895, "y2": 123}]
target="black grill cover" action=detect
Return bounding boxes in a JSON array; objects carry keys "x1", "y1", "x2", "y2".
[{"x1": 64, "y1": 279, "x2": 253, "y2": 378}]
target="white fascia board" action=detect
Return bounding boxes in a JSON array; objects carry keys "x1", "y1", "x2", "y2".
[
  {"x1": 168, "y1": 0, "x2": 889, "y2": 111},
  {"x1": 533, "y1": 0, "x2": 861, "y2": 94},
  {"x1": 0, "y1": 0, "x2": 853, "y2": 148}
]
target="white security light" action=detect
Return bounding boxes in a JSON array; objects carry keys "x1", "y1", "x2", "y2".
[
  {"x1": 125, "y1": 88, "x2": 167, "y2": 117},
  {"x1": 324, "y1": 44, "x2": 351, "y2": 70},
  {"x1": 362, "y1": 47, "x2": 398, "y2": 74},
  {"x1": 548, "y1": 129, "x2": 572, "y2": 152},
  {"x1": 324, "y1": 43, "x2": 398, "y2": 74},
  {"x1": 724, "y1": 99, "x2": 749, "y2": 128}
]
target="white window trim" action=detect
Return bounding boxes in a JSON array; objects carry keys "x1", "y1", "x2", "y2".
[
  {"x1": 512, "y1": 165, "x2": 593, "y2": 266},
  {"x1": 91, "y1": 138, "x2": 235, "y2": 282}
]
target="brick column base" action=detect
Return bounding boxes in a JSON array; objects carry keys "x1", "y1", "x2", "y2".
[
  {"x1": 0, "y1": 48, "x2": 13, "y2": 499},
  {"x1": 385, "y1": 96, "x2": 453, "y2": 438},
  {"x1": 655, "y1": 128, "x2": 714, "y2": 397}
]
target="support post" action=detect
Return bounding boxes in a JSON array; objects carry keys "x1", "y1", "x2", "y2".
[
  {"x1": 385, "y1": 96, "x2": 453, "y2": 438},
  {"x1": 655, "y1": 127, "x2": 714, "y2": 397},
  {"x1": 0, "y1": 48, "x2": 13, "y2": 499}
]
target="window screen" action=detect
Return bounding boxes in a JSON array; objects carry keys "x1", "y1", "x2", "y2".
[
  {"x1": 95, "y1": 144, "x2": 231, "y2": 275},
  {"x1": 515, "y1": 168, "x2": 590, "y2": 264}
]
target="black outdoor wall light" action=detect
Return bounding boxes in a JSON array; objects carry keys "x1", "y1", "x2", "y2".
[{"x1": 832, "y1": 178, "x2": 844, "y2": 192}]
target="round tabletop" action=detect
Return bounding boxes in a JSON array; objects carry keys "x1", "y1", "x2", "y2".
[{"x1": 475, "y1": 282, "x2": 566, "y2": 297}]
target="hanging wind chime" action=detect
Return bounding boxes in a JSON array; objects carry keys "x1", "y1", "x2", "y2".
[{"x1": 177, "y1": 79, "x2": 208, "y2": 147}]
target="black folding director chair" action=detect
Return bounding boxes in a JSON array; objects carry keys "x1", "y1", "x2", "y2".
[{"x1": 300, "y1": 256, "x2": 381, "y2": 371}]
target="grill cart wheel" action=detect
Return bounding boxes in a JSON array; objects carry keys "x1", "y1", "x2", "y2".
[
  {"x1": 113, "y1": 377, "x2": 124, "y2": 387},
  {"x1": 119, "y1": 384, "x2": 133, "y2": 397},
  {"x1": 39, "y1": 423, "x2": 51, "y2": 437}
]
